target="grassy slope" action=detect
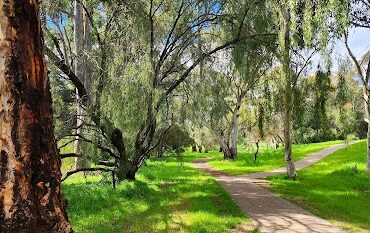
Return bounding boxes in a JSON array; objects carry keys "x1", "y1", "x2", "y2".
[
  {"x1": 63, "y1": 153, "x2": 253, "y2": 233},
  {"x1": 267, "y1": 141, "x2": 370, "y2": 232},
  {"x1": 207, "y1": 140, "x2": 344, "y2": 175}
]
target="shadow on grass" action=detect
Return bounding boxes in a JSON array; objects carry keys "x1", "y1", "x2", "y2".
[
  {"x1": 63, "y1": 162, "x2": 248, "y2": 233},
  {"x1": 267, "y1": 142, "x2": 370, "y2": 232}
]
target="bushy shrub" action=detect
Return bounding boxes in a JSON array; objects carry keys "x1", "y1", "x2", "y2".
[{"x1": 157, "y1": 124, "x2": 195, "y2": 156}]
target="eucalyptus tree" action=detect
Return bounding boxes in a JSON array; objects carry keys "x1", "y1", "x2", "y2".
[
  {"x1": 0, "y1": 1, "x2": 71, "y2": 232},
  {"x1": 187, "y1": 42, "x2": 273, "y2": 159},
  {"x1": 46, "y1": 0, "x2": 273, "y2": 181},
  {"x1": 345, "y1": 0, "x2": 370, "y2": 172},
  {"x1": 73, "y1": 0, "x2": 93, "y2": 169},
  {"x1": 269, "y1": 0, "x2": 349, "y2": 178}
]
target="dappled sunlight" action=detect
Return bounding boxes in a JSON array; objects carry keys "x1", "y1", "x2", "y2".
[
  {"x1": 207, "y1": 141, "x2": 345, "y2": 175},
  {"x1": 63, "y1": 157, "x2": 250, "y2": 233}
]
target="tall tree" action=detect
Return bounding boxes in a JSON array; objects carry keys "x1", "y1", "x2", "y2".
[
  {"x1": 0, "y1": 0, "x2": 71, "y2": 232},
  {"x1": 271, "y1": 0, "x2": 349, "y2": 178},
  {"x1": 73, "y1": 0, "x2": 85, "y2": 168},
  {"x1": 47, "y1": 0, "x2": 274, "y2": 181}
]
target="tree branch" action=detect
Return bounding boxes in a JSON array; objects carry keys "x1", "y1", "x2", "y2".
[
  {"x1": 45, "y1": 46, "x2": 89, "y2": 101},
  {"x1": 62, "y1": 167, "x2": 114, "y2": 181}
]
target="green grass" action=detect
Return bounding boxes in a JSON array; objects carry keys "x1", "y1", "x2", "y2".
[
  {"x1": 207, "y1": 140, "x2": 344, "y2": 175},
  {"x1": 267, "y1": 141, "x2": 370, "y2": 232},
  {"x1": 63, "y1": 153, "x2": 253, "y2": 233}
]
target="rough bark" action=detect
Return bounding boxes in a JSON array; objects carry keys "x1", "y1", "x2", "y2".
[
  {"x1": 281, "y1": 8, "x2": 297, "y2": 178},
  {"x1": 221, "y1": 139, "x2": 237, "y2": 160},
  {"x1": 0, "y1": 1, "x2": 72, "y2": 232}
]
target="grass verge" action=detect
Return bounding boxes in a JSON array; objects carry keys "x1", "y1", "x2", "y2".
[
  {"x1": 63, "y1": 155, "x2": 253, "y2": 233},
  {"x1": 207, "y1": 140, "x2": 344, "y2": 175},
  {"x1": 267, "y1": 141, "x2": 370, "y2": 232}
]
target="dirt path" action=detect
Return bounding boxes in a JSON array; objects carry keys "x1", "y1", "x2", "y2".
[{"x1": 192, "y1": 143, "x2": 354, "y2": 233}]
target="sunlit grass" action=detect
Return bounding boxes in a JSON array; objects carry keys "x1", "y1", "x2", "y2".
[
  {"x1": 63, "y1": 157, "x2": 253, "y2": 233},
  {"x1": 267, "y1": 141, "x2": 370, "y2": 232},
  {"x1": 206, "y1": 140, "x2": 345, "y2": 175}
]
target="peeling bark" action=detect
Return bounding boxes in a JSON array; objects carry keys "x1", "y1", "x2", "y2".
[{"x1": 0, "y1": 1, "x2": 72, "y2": 232}]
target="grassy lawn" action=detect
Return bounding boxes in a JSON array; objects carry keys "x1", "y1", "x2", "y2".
[
  {"x1": 267, "y1": 141, "x2": 370, "y2": 232},
  {"x1": 62, "y1": 153, "x2": 254, "y2": 233},
  {"x1": 207, "y1": 140, "x2": 345, "y2": 175}
]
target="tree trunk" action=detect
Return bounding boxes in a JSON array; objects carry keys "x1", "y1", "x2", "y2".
[
  {"x1": 73, "y1": 0, "x2": 88, "y2": 169},
  {"x1": 364, "y1": 57, "x2": 370, "y2": 173},
  {"x1": 281, "y1": 8, "x2": 297, "y2": 178},
  {"x1": 367, "y1": 118, "x2": 370, "y2": 172},
  {"x1": 229, "y1": 98, "x2": 241, "y2": 159},
  {"x1": 0, "y1": 1, "x2": 72, "y2": 232},
  {"x1": 364, "y1": 86, "x2": 370, "y2": 172},
  {"x1": 192, "y1": 144, "x2": 197, "y2": 152},
  {"x1": 221, "y1": 140, "x2": 236, "y2": 160},
  {"x1": 83, "y1": 1, "x2": 93, "y2": 96},
  {"x1": 198, "y1": 144, "x2": 202, "y2": 153}
]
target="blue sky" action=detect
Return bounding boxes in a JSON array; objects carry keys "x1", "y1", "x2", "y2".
[{"x1": 332, "y1": 27, "x2": 370, "y2": 70}]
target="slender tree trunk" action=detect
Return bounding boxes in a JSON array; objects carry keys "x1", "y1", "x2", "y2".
[
  {"x1": 0, "y1": 1, "x2": 72, "y2": 232},
  {"x1": 73, "y1": 0, "x2": 87, "y2": 169},
  {"x1": 281, "y1": 8, "x2": 297, "y2": 178},
  {"x1": 364, "y1": 86, "x2": 370, "y2": 172},
  {"x1": 365, "y1": 58, "x2": 370, "y2": 173},
  {"x1": 83, "y1": 2, "x2": 93, "y2": 96},
  {"x1": 192, "y1": 144, "x2": 197, "y2": 152},
  {"x1": 198, "y1": 144, "x2": 202, "y2": 153},
  {"x1": 229, "y1": 99, "x2": 241, "y2": 159}
]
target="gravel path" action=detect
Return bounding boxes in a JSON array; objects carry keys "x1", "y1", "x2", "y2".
[{"x1": 192, "y1": 143, "x2": 354, "y2": 233}]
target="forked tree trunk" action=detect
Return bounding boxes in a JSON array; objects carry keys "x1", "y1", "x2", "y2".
[
  {"x1": 221, "y1": 140, "x2": 237, "y2": 160},
  {"x1": 0, "y1": 1, "x2": 72, "y2": 232}
]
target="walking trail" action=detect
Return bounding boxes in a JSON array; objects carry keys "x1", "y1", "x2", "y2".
[{"x1": 192, "y1": 143, "x2": 355, "y2": 233}]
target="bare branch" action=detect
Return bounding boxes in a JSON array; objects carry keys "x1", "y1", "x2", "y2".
[
  {"x1": 60, "y1": 153, "x2": 83, "y2": 159},
  {"x1": 45, "y1": 46, "x2": 89, "y2": 101},
  {"x1": 62, "y1": 167, "x2": 114, "y2": 181}
]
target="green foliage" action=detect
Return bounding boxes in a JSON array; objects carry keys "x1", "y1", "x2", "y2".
[
  {"x1": 291, "y1": 64, "x2": 364, "y2": 143},
  {"x1": 267, "y1": 141, "x2": 370, "y2": 232},
  {"x1": 158, "y1": 125, "x2": 195, "y2": 154}
]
